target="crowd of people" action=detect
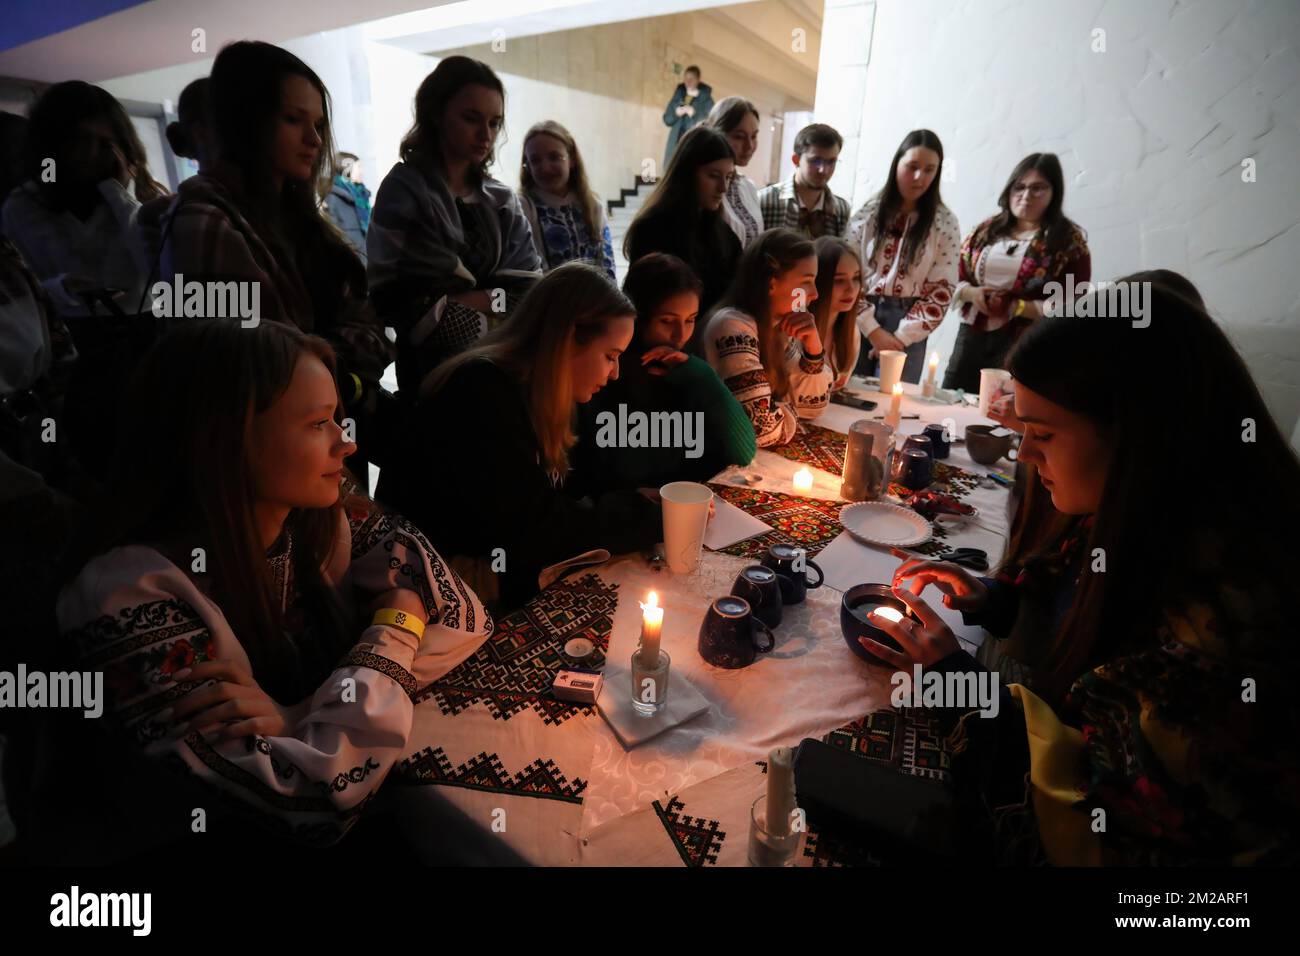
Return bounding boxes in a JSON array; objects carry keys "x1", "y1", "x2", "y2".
[{"x1": 0, "y1": 42, "x2": 1296, "y2": 867}]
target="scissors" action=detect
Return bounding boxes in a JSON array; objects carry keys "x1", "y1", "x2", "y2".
[{"x1": 931, "y1": 547, "x2": 989, "y2": 571}]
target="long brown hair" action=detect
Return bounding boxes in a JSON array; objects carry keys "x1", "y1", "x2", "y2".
[
  {"x1": 812, "y1": 235, "x2": 861, "y2": 376},
  {"x1": 623, "y1": 125, "x2": 734, "y2": 261},
  {"x1": 208, "y1": 41, "x2": 365, "y2": 333},
  {"x1": 715, "y1": 228, "x2": 815, "y2": 398},
  {"x1": 73, "y1": 321, "x2": 356, "y2": 703},
  {"x1": 520, "y1": 120, "x2": 602, "y2": 240},
  {"x1": 22, "y1": 80, "x2": 167, "y2": 206},
  {"x1": 871, "y1": 129, "x2": 946, "y2": 274},
  {"x1": 977, "y1": 153, "x2": 1080, "y2": 259},
  {"x1": 1007, "y1": 279, "x2": 1300, "y2": 704},
  {"x1": 422, "y1": 262, "x2": 635, "y2": 480},
  {"x1": 400, "y1": 55, "x2": 507, "y2": 184}
]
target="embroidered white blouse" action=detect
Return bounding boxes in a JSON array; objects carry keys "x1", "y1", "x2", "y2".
[
  {"x1": 847, "y1": 197, "x2": 961, "y2": 347},
  {"x1": 721, "y1": 174, "x2": 763, "y2": 249},
  {"x1": 56, "y1": 504, "x2": 492, "y2": 851}
]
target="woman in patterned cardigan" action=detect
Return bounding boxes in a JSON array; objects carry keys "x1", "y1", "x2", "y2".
[
  {"x1": 703, "y1": 228, "x2": 833, "y2": 448},
  {"x1": 50, "y1": 321, "x2": 491, "y2": 863},
  {"x1": 865, "y1": 281, "x2": 1300, "y2": 865},
  {"x1": 943, "y1": 153, "x2": 1091, "y2": 394}
]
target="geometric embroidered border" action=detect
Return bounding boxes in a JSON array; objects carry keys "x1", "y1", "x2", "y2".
[
  {"x1": 412, "y1": 572, "x2": 619, "y2": 726},
  {"x1": 394, "y1": 746, "x2": 587, "y2": 804},
  {"x1": 652, "y1": 795, "x2": 725, "y2": 867},
  {"x1": 767, "y1": 422, "x2": 847, "y2": 475}
]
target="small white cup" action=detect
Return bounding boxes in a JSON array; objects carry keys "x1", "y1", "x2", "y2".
[
  {"x1": 660, "y1": 481, "x2": 713, "y2": 573},
  {"x1": 978, "y1": 368, "x2": 1013, "y2": 417},
  {"x1": 878, "y1": 350, "x2": 907, "y2": 394}
]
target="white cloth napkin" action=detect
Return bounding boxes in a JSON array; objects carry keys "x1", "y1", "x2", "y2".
[
  {"x1": 703, "y1": 496, "x2": 771, "y2": 550},
  {"x1": 597, "y1": 661, "x2": 711, "y2": 748}
]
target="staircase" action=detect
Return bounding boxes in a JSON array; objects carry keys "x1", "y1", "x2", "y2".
[{"x1": 606, "y1": 178, "x2": 653, "y2": 284}]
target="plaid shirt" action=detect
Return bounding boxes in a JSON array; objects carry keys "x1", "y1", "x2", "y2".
[{"x1": 756, "y1": 176, "x2": 851, "y2": 239}]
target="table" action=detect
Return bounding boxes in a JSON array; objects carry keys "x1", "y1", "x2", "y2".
[{"x1": 390, "y1": 379, "x2": 1017, "y2": 865}]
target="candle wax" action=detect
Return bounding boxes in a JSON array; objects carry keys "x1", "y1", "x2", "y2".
[
  {"x1": 639, "y1": 592, "x2": 663, "y2": 667},
  {"x1": 766, "y1": 746, "x2": 796, "y2": 838}
]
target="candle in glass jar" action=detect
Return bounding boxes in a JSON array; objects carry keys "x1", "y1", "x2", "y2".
[
  {"x1": 885, "y1": 383, "x2": 903, "y2": 429},
  {"x1": 792, "y1": 467, "x2": 813, "y2": 493},
  {"x1": 639, "y1": 591, "x2": 663, "y2": 666}
]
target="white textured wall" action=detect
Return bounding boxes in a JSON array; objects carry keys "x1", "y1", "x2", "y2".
[{"x1": 817, "y1": 0, "x2": 1300, "y2": 436}]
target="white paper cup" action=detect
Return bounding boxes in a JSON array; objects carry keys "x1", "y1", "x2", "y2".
[
  {"x1": 660, "y1": 481, "x2": 713, "y2": 573},
  {"x1": 878, "y1": 350, "x2": 906, "y2": 394},
  {"x1": 978, "y1": 368, "x2": 1013, "y2": 417}
]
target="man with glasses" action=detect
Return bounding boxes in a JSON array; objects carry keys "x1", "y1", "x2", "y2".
[{"x1": 758, "y1": 124, "x2": 851, "y2": 240}]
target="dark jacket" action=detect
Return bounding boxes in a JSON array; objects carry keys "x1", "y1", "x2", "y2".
[
  {"x1": 375, "y1": 358, "x2": 662, "y2": 610},
  {"x1": 662, "y1": 82, "x2": 714, "y2": 166}
]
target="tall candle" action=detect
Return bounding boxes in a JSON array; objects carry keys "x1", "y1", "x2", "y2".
[
  {"x1": 885, "y1": 382, "x2": 903, "y2": 429},
  {"x1": 766, "y1": 746, "x2": 797, "y2": 837},
  {"x1": 925, "y1": 351, "x2": 938, "y2": 385},
  {"x1": 638, "y1": 591, "x2": 663, "y2": 667},
  {"x1": 792, "y1": 467, "x2": 813, "y2": 493}
]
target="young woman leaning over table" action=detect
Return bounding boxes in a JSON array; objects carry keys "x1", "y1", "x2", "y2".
[
  {"x1": 704, "y1": 227, "x2": 833, "y2": 448},
  {"x1": 376, "y1": 262, "x2": 663, "y2": 612},
  {"x1": 859, "y1": 280, "x2": 1300, "y2": 865},
  {"x1": 50, "y1": 321, "x2": 492, "y2": 864}
]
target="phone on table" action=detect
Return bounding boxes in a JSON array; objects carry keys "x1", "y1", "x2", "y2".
[{"x1": 830, "y1": 391, "x2": 878, "y2": 411}]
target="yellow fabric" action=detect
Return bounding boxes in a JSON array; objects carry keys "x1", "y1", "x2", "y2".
[{"x1": 1009, "y1": 683, "x2": 1101, "y2": 866}]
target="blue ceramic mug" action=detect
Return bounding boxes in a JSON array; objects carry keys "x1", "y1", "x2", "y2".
[{"x1": 699, "y1": 596, "x2": 776, "y2": 669}]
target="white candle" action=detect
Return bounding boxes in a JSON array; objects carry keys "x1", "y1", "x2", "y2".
[
  {"x1": 792, "y1": 467, "x2": 814, "y2": 493},
  {"x1": 925, "y1": 351, "x2": 939, "y2": 385},
  {"x1": 872, "y1": 606, "x2": 904, "y2": 623},
  {"x1": 766, "y1": 746, "x2": 797, "y2": 837},
  {"x1": 638, "y1": 591, "x2": 663, "y2": 667},
  {"x1": 885, "y1": 382, "x2": 903, "y2": 429}
]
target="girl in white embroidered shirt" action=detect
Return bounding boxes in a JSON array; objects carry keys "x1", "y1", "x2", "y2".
[
  {"x1": 704, "y1": 228, "x2": 833, "y2": 447},
  {"x1": 847, "y1": 129, "x2": 960, "y2": 383},
  {"x1": 54, "y1": 320, "x2": 491, "y2": 861}
]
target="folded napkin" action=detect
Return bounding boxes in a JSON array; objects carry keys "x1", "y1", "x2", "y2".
[
  {"x1": 703, "y1": 496, "x2": 771, "y2": 550},
  {"x1": 597, "y1": 662, "x2": 710, "y2": 748}
]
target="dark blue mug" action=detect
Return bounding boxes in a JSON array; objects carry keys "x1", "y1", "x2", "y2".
[
  {"x1": 897, "y1": 448, "x2": 933, "y2": 490},
  {"x1": 699, "y1": 596, "x2": 776, "y2": 669},
  {"x1": 730, "y1": 565, "x2": 783, "y2": 630},
  {"x1": 760, "y1": 542, "x2": 824, "y2": 605},
  {"x1": 922, "y1": 423, "x2": 950, "y2": 459}
]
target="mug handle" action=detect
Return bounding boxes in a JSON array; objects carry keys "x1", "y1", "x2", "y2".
[
  {"x1": 803, "y1": 559, "x2": 825, "y2": 590},
  {"x1": 751, "y1": 618, "x2": 776, "y2": 653}
]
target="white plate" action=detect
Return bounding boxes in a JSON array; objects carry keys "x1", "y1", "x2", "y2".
[{"x1": 839, "y1": 501, "x2": 932, "y2": 548}]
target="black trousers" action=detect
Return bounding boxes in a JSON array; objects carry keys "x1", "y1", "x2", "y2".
[
  {"x1": 942, "y1": 320, "x2": 1024, "y2": 394},
  {"x1": 852, "y1": 295, "x2": 926, "y2": 383}
]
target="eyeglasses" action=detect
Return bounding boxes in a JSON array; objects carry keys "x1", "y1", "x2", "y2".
[
  {"x1": 804, "y1": 157, "x2": 838, "y2": 171},
  {"x1": 1011, "y1": 183, "x2": 1051, "y2": 197}
]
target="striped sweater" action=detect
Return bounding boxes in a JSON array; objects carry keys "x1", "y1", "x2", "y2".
[{"x1": 704, "y1": 307, "x2": 832, "y2": 448}]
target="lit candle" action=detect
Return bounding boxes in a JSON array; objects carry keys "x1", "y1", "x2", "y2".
[
  {"x1": 792, "y1": 467, "x2": 814, "y2": 493},
  {"x1": 872, "y1": 606, "x2": 904, "y2": 624},
  {"x1": 885, "y1": 382, "x2": 903, "y2": 429},
  {"x1": 922, "y1": 351, "x2": 938, "y2": 397},
  {"x1": 638, "y1": 591, "x2": 663, "y2": 667},
  {"x1": 766, "y1": 746, "x2": 796, "y2": 838}
]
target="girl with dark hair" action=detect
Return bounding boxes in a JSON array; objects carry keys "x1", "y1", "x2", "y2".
[
  {"x1": 707, "y1": 97, "x2": 763, "y2": 248},
  {"x1": 703, "y1": 227, "x2": 832, "y2": 447},
  {"x1": 624, "y1": 125, "x2": 742, "y2": 328},
  {"x1": 165, "y1": 77, "x2": 213, "y2": 173},
  {"x1": 52, "y1": 320, "x2": 490, "y2": 862},
  {"x1": 944, "y1": 153, "x2": 1091, "y2": 393},
  {"x1": 811, "y1": 235, "x2": 863, "y2": 390},
  {"x1": 863, "y1": 281, "x2": 1300, "y2": 864},
  {"x1": 157, "y1": 42, "x2": 393, "y2": 406},
  {"x1": 518, "y1": 120, "x2": 615, "y2": 279},
  {"x1": 378, "y1": 263, "x2": 661, "y2": 610},
  {"x1": 2, "y1": 81, "x2": 166, "y2": 318},
  {"x1": 847, "y1": 129, "x2": 960, "y2": 383},
  {"x1": 368, "y1": 55, "x2": 542, "y2": 391},
  {"x1": 572, "y1": 252, "x2": 756, "y2": 493}
]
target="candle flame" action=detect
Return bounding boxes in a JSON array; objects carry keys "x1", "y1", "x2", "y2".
[
  {"x1": 892, "y1": 383, "x2": 903, "y2": 395},
  {"x1": 640, "y1": 591, "x2": 659, "y2": 612},
  {"x1": 929, "y1": 351, "x2": 939, "y2": 365},
  {"x1": 874, "y1": 606, "x2": 904, "y2": 623}
]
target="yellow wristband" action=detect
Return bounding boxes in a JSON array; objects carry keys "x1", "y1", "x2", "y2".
[
  {"x1": 348, "y1": 373, "x2": 364, "y2": 403},
  {"x1": 1012, "y1": 298, "x2": 1026, "y2": 318},
  {"x1": 372, "y1": 607, "x2": 425, "y2": 640}
]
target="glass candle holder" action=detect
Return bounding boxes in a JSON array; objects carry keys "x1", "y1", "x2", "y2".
[
  {"x1": 747, "y1": 793, "x2": 804, "y2": 867},
  {"x1": 840, "y1": 420, "x2": 893, "y2": 501},
  {"x1": 631, "y1": 648, "x2": 671, "y2": 717}
]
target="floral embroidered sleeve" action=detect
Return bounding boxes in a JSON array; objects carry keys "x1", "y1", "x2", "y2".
[
  {"x1": 57, "y1": 546, "x2": 426, "y2": 846},
  {"x1": 894, "y1": 208, "x2": 960, "y2": 348},
  {"x1": 784, "y1": 338, "x2": 832, "y2": 420},
  {"x1": 707, "y1": 310, "x2": 799, "y2": 448}
]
